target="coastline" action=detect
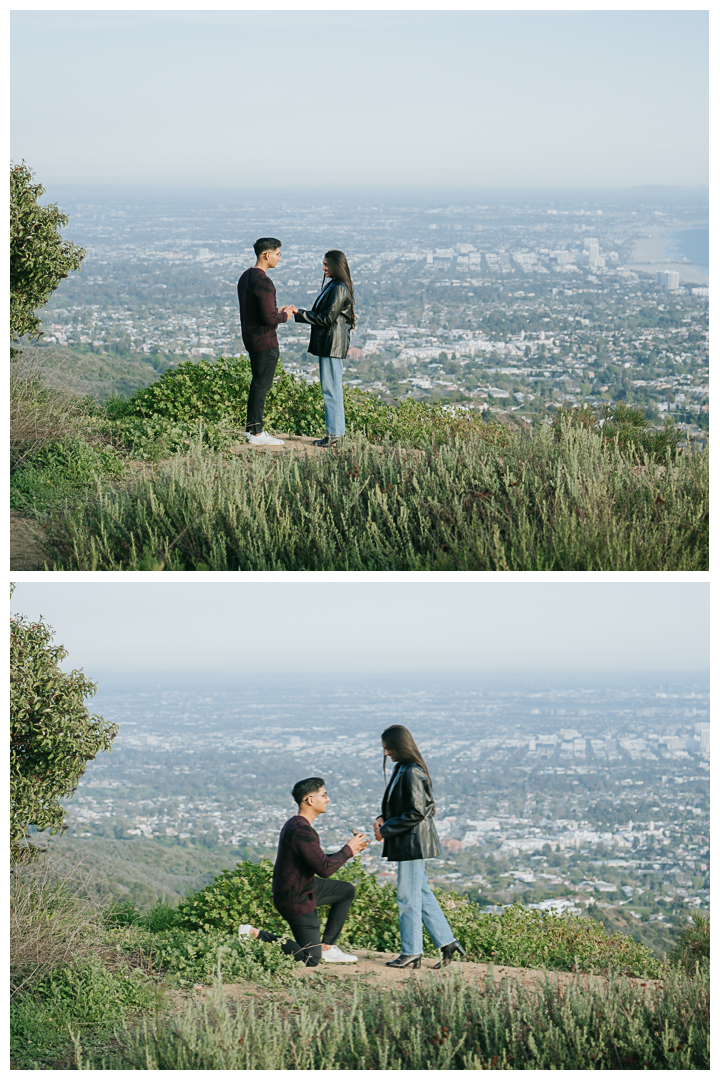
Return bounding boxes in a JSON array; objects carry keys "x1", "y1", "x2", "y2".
[{"x1": 627, "y1": 223, "x2": 709, "y2": 285}]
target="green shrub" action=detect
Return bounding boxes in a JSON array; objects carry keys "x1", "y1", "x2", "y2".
[
  {"x1": 175, "y1": 858, "x2": 403, "y2": 953},
  {"x1": 10, "y1": 435, "x2": 125, "y2": 514},
  {"x1": 176, "y1": 858, "x2": 284, "y2": 935},
  {"x1": 144, "y1": 928, "x2": 297, "y2": 988},
  {"x1": 87, "y1": 964, "x2": 709, "y2": 1070},
  {"x1": 10, "y1": 955, "x2": 157, "y2": 1070},
  {"x1": 45, "y1": 426, "x2": 709, "y2": 571},
  {"x1": 110, "y1": 355, "x2": 505, "y2": 451},
  {"x1": 669, "y1": 911, "x2": 709, "y2": 973},
  {"x1": 433, "y1": 896, "x2": 661, "y2": 977},
  {"x1": 552, "y1": 402, "x2": 686, "y2": 461},
  {"x1": 104, "y1": 898, "x2": 178, "y2": 933},
  {"x1": 175, "y1": 860, "x2": 657, "y2": 976}
]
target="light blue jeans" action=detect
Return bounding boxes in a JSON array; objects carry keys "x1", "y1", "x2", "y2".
[
  {"x1": 396, "y1": 859, "x2": 455, "y2": 955},
  {"x1": 318, "y1": 356, "x2": 345, "y2": 437}
]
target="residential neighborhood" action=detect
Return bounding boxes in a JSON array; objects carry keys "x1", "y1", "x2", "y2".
[{"x1": 39, "y1": 192, "x2": 708, "y2": 437}]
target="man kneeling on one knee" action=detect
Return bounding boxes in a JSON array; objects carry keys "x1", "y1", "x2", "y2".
[{"x1": 239, "y1": 777, "x2": 368, "y2": 965}]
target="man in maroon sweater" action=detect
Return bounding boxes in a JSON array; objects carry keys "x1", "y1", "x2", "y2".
[
  {"x1": 239, "y1": 778, "x2": 368, "y2": 965},
  {"x1": 237, "y1": 237, "x2": 297, "y2": 446}
]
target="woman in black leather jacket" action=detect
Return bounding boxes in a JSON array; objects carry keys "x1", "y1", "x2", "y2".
[
  {"x1": 294, "y1": 250, "x2": 355, "y2": 447},
  {"x1": 374, "y1": 724, "x2": 465, "y2": 969}
]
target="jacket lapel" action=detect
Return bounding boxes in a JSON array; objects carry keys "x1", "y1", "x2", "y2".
[{"x1": 313, "y1": 281, "x2": 334, "y2": 311}]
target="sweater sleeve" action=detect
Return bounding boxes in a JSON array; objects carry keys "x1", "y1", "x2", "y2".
[
  {"x1": 253, "y1": 272, "x2": 288, "y2": 328},
  {"x1": 290, "y1": 819, "x2": 352, "y2": 878}
]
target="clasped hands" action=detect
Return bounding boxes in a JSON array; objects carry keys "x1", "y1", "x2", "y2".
[{"x1": 279, "y1": 304, "x2": 298, "y2": 318}]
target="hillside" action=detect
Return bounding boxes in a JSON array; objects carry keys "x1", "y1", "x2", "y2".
[
  {"x1": 30, "y1": 834, "x2": 272, "y2": 911},
  {"x1": 11, "y1": 351, "x2": 708, "y2": 570}
]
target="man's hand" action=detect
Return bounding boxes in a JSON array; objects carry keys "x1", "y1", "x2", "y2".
[
  {"x1": 373, "y1": 818, "x2": 384, "y2": 842},
  {"x1": 347, "y1": 832, "x2": 368, "y2": 856}
]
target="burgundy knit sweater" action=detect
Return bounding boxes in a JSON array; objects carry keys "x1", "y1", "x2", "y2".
[
  {"x1": 237, "y1": 266, "x2": 288, "y2": 352},
  {"x1": 272, "y1": 815, "x2": 352, "y2": 919}
]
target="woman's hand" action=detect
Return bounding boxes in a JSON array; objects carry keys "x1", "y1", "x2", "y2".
[{"x1": 373, "y1": 817, "x2": 384, "y2": 842}]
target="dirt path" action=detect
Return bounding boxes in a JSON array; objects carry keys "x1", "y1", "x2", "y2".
[
  {"x1": 179, "y1": 949, "x2": 662, "y2": 1014},
  {"x1": 227, "y1": 433, "x2": 331, "y2": 458}
]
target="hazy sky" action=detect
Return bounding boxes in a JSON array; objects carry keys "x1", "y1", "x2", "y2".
[
  {"x1": 11, "y1": 9, "x2": 708, "y2": 190},
  {"x1": 12, "y1": 582, "x2": 709, "y2": 679}
]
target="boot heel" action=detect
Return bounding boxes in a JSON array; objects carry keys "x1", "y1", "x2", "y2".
[{"x1": 412, "y1": 957, "x2": 422, "y2": 969}]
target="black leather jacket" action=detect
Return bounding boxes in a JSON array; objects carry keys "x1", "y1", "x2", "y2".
[
  {"x1": 379, "y1": 763, "x2": 440, "y2": 862},
  {"x1": 294, "y1": 280, "x2": 352, "y2": 359}
]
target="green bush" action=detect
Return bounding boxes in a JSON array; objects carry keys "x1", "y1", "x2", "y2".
[
  {"x1": 552, "y1": 402, "x2": 686, "y2": 461},
  {"x1": 669, "y1": 911, "x2": 709, "y2": 973},
  {"x1": 10, "y1": 955, "x2": 157, "y2": 1070},
  {"x1": 87, "y1": 964, "x2": 709, "y2": 1070},
  {"x1": 109, "y1": 355, "x2": 505, "y2": 451},
  {"x1": 176, "y1": 858, "x2": 285, "y2": 935},
  {"x1": 175, "y1": 858, "x2": 403, "y2": 954},
  {"x1": 103, "y1": 898, "x2": 178, "y2": 933},
  {"x1": 141, "y1": 928, "x2": 297, "y2": 989},
  {"x1": 433, "y1": 896, "x2": 661, "y2": 977},
  {"x1": 45, "y1": 425, "x2": 709, "y2": 571},
  {"x1": 10, "y1": 436, "x2": 125, "y2": 514},
  {"x1": 174, "y1": 860, "x2": 658, "y2": 977}
]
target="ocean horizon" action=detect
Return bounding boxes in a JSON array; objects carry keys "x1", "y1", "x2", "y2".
[{"x1": 662, "y1": 225, "x2": 709, "y2": 277}]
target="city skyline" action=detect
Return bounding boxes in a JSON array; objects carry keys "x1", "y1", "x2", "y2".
[{"x1": 11, "y1": 9, "x2": 708, "y2": 190}]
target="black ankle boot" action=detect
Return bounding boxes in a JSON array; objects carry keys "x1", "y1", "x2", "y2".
[
  {"x1": 433, "y1": 941, "x2": 466, "y2": 969},
  {"x1": 386, "y1": 953, "x2": 423, "y2": 969}
]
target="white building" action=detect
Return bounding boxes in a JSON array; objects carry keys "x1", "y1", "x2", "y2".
[{"x1": 657, "y1": 270, "x2": 680, "y2": 290}]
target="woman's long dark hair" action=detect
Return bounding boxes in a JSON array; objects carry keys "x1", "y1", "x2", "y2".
[
  {"x1": 381, "y1": 725, "x2": 432, "y2": 784},
  {"x1": 323, "y1": 249, "x2": 356, "y2": 329}
]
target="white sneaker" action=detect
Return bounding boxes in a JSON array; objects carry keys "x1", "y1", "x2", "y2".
[
  {"x1": 238, "y1": 924, "x2": 257, "y2": 940},
  {"x1": 247, "y1": 431, "x2": 284, "y2": 446},
  {"x1": 322, "y1": 944, "x2": 358, "y2": 963}
]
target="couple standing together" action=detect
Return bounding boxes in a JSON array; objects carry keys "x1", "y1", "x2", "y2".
[
  {"x1": 240, "y1": 725, "x2": 465, "y2": 969},
  {"x1": 237, "y1": 236, "x2": 353, "y2": 448}
]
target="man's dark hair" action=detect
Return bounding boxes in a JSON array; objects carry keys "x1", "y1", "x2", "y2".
[
  {"x1": 254, "y1": 237, "x2": 282, "y2": 258},
  {"x1": 292, "y1": 777, "x2": 325, "y2": 806}
]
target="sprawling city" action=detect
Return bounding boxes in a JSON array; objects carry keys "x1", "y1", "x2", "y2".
[
  {"x1": 39, "y1": 189, "x2": 708, "y2": 437},
  {"x1": 42, "y1": 674, "x2": 709, "y2": 957}
]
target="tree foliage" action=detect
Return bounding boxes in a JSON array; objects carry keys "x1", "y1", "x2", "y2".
[
  {"x1": 10, "y1": 590, "x2": 118, "y2": 860},
  {"x1": 10, "y1": 162, "x2": 85, "y2": 343}
]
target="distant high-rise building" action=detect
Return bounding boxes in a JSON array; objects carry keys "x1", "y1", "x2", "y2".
[
  {"x1": 583, "y1": 237, "x2": 600, "y2": 260},
  {"x1": 657, "y1": 270, "x2": 680, "y2": 290}
]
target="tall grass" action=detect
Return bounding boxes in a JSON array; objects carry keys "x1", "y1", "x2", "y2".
[
  {"x1": 82, "y1": 964, "x2": 709, "y2": 1070},
  {"x1": 10, "y1": 344, "x2": 95, "y2": 468},
  {"x1": 10, "y1": 850, "x2": 107, "y2": 998},
  {"x1": 45, "y1": 422, "x2": 708, "y2": 571}
]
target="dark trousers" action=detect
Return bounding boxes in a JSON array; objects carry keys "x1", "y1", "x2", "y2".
[
  {"x1": 261, "y1": 878, "x2": 355, "y2": 967},
  {"x1": 246, "y1": 346, "x2": 280, "y2": 433}
]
